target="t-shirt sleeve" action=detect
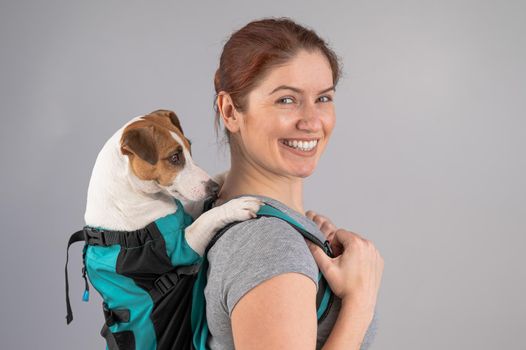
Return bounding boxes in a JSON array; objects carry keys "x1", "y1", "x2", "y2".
[{"x1": 206, "y1": 216, "x2": 319, "y2": 317}]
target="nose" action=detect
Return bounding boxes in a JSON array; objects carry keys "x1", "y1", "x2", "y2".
[
  {"x1": 297, "y1": 103, "x2": 322, "y2": 132},
  {"x1": 204, "y1": 179, "x2": 220, "y2": 196}
]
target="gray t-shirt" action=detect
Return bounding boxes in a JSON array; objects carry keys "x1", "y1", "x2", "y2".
[{"x1": 204, "y1": 195, "x2": 378, "y2": 349}]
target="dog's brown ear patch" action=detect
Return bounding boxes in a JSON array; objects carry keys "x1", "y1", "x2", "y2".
[
  {"x1": 121, "y1": 126, "x2": 158, "y2": 165},
  {"x1": 150, "y1": 109, "x2": 183, "y2": 133}
]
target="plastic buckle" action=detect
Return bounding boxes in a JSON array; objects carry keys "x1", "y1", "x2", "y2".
[
  {"x1": 83, "y1": 227, "x2": 106, "y2": 246},
  {"x1": 154, "y1": 273, "x2": 179, "y2": 296}
]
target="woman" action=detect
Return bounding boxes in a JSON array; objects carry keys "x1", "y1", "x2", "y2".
[{"x1": 205, "y1": 18, "x2": 383, "y2": 349}]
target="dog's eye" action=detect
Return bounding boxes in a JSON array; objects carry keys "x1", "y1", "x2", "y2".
[{"x1": 169, "y1": 152, "x2": 182, "y2": 165}]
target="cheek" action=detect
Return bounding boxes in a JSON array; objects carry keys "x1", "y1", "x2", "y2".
[
  {"x1": 130, "y1": 158, "x2": 157, "y2": 181},
  {"x1": 241, "y1": 109, "x2": 290, "y2": 157},
  {"x1": 157, "y1": 165, "x2": 179, "y2": 186},
  {"x1": 250, "y1": 120, "x2": 284, "y2": 153},
  {"x1": 241, "y1": 114, "x2": 270, "y2": 147},
  {"x1": 323, "y1": 111, "x2": 336, "y2": 136}
]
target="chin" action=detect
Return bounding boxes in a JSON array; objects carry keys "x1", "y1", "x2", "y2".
[{"x1": 291, "y1": 165, "x2": 317, "y2": 178}]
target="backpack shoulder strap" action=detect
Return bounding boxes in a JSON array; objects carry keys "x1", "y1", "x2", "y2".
[
  {"x1": 251, "y1": 203, "x2": 334, "y2": 321},
  {"x1": 192, "y1": 202, "x2": 335, "y2": 349},
  {"x1": 205, "y1": 203, "x2": 334, "y2": 319},
  {"x1": 204, "y1": 203, "x2": 334, "y2": 257}
]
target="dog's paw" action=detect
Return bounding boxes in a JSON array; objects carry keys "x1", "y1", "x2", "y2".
[{"x1": 219, "y1": 196, "x2": 264, "y2": 223}]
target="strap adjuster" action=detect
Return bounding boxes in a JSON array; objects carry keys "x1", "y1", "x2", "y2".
[
  {"x1": 102, "y1": 303, "x2": 130, "y2": 326},
  {"x1": 83, "y1": 227, "x2": 106, "y2": 246},
  {"x1": 154, "y1": 272, "x2": 179, "y2": 296}
]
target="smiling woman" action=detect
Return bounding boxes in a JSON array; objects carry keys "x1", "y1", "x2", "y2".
[
  {"x1": 204, "y1": 17, "x2": 382, "y2": 350},
  {"x1": 220, "y1": 50, "x2": 336, "y2": 180}
]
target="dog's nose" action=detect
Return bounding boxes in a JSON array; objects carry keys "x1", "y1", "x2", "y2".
[{"x1": 205, "y1": 179, "x2": 220, "y2": 195}]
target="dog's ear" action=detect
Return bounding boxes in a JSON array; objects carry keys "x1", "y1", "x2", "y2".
[
  {"x1": 150, "y1": 109, "x2": 183, "y2": 134},
  {"x1": 120, "y1": 125, "x2": 158, "y2": 165}
]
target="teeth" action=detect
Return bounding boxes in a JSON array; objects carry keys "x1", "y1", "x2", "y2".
[{"x1": 283, "y1": 139, "x2": 318, "y2": 151}]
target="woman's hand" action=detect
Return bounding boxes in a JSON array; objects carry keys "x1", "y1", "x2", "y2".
[
  {"x1": 304, "y1": 211, "x2": 384, "y2": 311},
  {"x1": 306, "y1": 210, "x2": 340, "y2": 255}
]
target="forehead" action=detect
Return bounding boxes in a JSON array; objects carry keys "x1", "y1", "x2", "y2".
[
  {"x1": 123, "y1": 112, "x2": 190, "y2": 150},
  {"x1": 253, "y1": 50, "x2": 334, "y2": 97}
]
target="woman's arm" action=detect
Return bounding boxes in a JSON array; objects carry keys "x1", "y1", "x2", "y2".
[
  {"x1": 231, "y1": 272, "x2": 318, "y2": 349},
  {"x1": 321, "y1": 299, "x2": 374, "y2": 350},
  {"x1": 218, "y1": 213, "x2": 382, "y2": 349},
  {"x1": 230, "y1": 271, "x2": 374, "y2": 350}
]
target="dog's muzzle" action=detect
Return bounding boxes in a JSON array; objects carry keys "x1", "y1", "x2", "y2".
[{"x1": 204, "y1": 179, "x2": 220, "y2": 196}]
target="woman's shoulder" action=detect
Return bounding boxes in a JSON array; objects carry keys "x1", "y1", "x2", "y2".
[
  {"x1": 209, "y1": 215, "x2": 310, "y2": 255},
  {"x1": 208, "y1": 194, "x2": 326, "y2": 244},
  {"x1": 205, "y1": 215, "x2": 319, "y2": 316}
]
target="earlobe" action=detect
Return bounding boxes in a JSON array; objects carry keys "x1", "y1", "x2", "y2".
[{"x1": 217, "y1": 92, "x2": 241, "y2": 133}]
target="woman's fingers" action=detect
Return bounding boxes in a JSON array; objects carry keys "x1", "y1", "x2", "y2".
[
  {"x1": 320, "y1": 219, "x2": 337, "y2": 233},
  {"x1": 329, "y1": 229, "x2": 369, "y2": 257},
  {"x1": 334, "y1": 228, "x2": 367, "y2": 244},
  {"x1": 305, "y1": 210, "x2": 316, "y2": 221},
  {"x1": 306, "y1": 210, "x2": 329, "y2": 227},
  {"x1": 306, "y1": 228, "x2": 384, "y2": 305},
  {"x1": 332, "y1": 229, "x2": 355, "y2": 246},
  {"x1": 329, "y1": 238, "x2": 343, "y2": 257},
  {"x1": 305, "y1": 240, "x2": 334, "y2": 278},
  {"x1": 305, "y1": 210, "x2": 338, "y2": 240}
]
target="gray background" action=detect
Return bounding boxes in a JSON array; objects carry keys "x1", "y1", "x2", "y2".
[{"x1": 1, "y1": 0, "x2": 524, "y2": 349}]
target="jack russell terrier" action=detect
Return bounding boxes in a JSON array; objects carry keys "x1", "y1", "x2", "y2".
[
  {"x1": 84, "y1": 109, "x2": 261, "y2": 255},
  {"x1": 65, "y1": 109, "x2": 262, "y2": 341}
]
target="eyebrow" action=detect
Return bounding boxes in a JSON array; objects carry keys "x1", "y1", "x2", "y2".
[{"x1": 268, "y1": 85, "x2": 335, "y2": 95}]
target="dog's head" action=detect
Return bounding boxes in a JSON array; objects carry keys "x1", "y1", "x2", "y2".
[{"x1": 120, "y1": 109, "x2": 218, "y2": 202}]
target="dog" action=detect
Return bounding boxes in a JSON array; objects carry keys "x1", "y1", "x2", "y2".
[
  {"x1": 65, "y1": 109, "x2": 262, "y2": 348},
  {"x1": 84, "y1": 109, "x2": 262, "y2": 256}
]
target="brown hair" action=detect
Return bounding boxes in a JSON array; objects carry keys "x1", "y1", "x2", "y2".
[{"x1": 213, "y1": 17, "x2": 342, "y2": 140}]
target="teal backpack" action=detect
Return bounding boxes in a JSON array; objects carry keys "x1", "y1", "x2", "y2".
[{"x1": 65, "y1": 200, "x2": 334, "y2": 349}]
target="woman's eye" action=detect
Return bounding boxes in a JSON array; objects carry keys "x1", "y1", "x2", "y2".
[
  {"x1": 277, "y1": 97, "x2": 295, "y2": 104},
  {"x1": 318, "y1": 95, "x2": 333, "y2": 103}
]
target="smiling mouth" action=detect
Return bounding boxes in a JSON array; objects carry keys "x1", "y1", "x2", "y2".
[{"x1": 280, "y1": 139, "x2": 319, "y2": 152}]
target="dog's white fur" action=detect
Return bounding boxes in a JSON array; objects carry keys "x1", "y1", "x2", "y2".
[{"x1": 84, "y1": 114, "x2": 261, "y2": 256}]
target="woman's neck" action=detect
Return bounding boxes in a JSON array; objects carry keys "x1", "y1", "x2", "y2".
[{"x1": 218, "y1": 153, "x2": 305, "y2": 215}]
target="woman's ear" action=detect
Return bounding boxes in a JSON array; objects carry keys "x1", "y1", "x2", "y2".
[{"x1": 216, "y1": 92, "x2": 241, "y2": 133}]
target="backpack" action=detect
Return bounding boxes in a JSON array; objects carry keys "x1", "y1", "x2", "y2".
[{"x1": 65, "y1": 199, "x2": 334, "y2": 349}]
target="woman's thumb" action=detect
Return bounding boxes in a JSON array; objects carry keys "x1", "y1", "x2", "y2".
[{"x1": 305, "y1": 240, "x2": 332, "y2": 274}]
